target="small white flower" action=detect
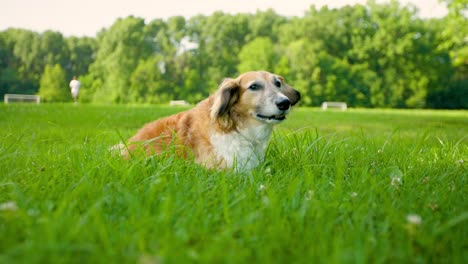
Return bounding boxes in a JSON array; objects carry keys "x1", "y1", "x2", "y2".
[
  {"x1": 0, "y1": 201, "x2": 18, "y2": 211},
  {"x1": 350, "y1": 192, "x2": 358, "y2": 198},
  {"x1": 391, "y1": 177, "x2": 402, "y2": 186},
  {"x1": 259, "y1": 184, "x2": 266, "y2": 191},
  {"x1": 406, "y1": 214, "x2": 422, "y2": 225},
  {"x1": 457, "y1": 159, "x2": 464, "y2": 165}
]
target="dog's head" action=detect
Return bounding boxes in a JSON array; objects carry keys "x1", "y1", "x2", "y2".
[{"x1": 210, "y1": 71, "x2": 301, "y2": 130}]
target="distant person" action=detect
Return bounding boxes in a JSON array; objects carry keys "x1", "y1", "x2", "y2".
[{"x1": 69, "y1": 76, "x2": 81, "y2": 103}]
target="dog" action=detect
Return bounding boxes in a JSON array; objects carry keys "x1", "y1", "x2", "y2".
[{"x1": 119, "y1": 71, "x2": 300, "y2": 170}]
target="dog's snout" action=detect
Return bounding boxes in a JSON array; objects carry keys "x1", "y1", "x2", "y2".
[{"x1": 276, "y1": 98, "x2": 291, "y2": 111}]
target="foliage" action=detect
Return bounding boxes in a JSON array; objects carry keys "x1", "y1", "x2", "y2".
[
  {"x1": 237, "y1": 37, "x2": 278, "y2": 73},
  {"x1": 0, "y1": 2, "x2": 466, "y2": 108},
  {"x1": 429, "y1": 0, "x2": 468, "y2": 108},
  {"x1": 0, "y1": 104, "x2": 466, "y2": 262},
  {"x1": 38, "y1": 64, "x2": 70, "y2": 102}
]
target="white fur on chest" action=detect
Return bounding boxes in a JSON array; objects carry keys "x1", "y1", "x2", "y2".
[{"x1": 210, "y1": 125, "x2": 273, "y2": 170}]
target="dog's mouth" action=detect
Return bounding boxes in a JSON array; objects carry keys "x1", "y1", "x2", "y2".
[{"x1": 255, "y1": 113, "x2": 286, "y2": 122}]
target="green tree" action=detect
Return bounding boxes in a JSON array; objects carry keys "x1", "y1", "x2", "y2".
[
  {"x1": 0, "y1": 2, "x2": 466, "y2": 109},
  {"x1": 195, "y1": 12, "x2": 251, "y2": 89},
  {"x1": 129, "y1": 56, "x2": 171, "y2": 103},
  {"x1": 39, "y1": 31, "x2": 69, "y2": 68},
  {"x1": 428, "y1": 0, "x2": 468, "y2": 108},
  {"x1": 38, "y1": 64, "x2": 69, "y2": 102},
  {"x1": 0, "y1": 29, "x2": 82, "y2": 99},
  {"x1": 439, "y1": 0, "x2": 468, "y2": 67},
  {"x1": 0, "y1": 31, "x2": 21, "y2": 97},
  {"x1": 237, "y1": 37, "x2": 277, "y2": 73},
  {"x1": 7, "y1": 29, "x2": 42, "y2": 93},
  {"x1": 66, "y1": 36, "x2": 96, "y2": 79},
  {"x1": 87, "y1": 16, "x2": 152, "y2": 103},
  {"x1": 246, "y1": 9, "x2": 287, "y2": 42}
]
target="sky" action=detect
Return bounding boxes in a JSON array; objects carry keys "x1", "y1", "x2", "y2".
[{"x1": 0, "y1": 0, "x2": 448, "y2": 37}]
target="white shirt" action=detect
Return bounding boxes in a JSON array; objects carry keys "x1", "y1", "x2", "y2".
[{"x1": 70, "y1": 79, "x2": 81, "y2": 93}]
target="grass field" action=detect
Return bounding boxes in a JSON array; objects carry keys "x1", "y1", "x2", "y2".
[{"x1": 0, "y1": 104, "x2": 467, "y2": 263}]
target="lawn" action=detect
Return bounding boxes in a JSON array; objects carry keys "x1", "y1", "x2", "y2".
[{"x1": 0, "y1": 104, "x2": 467, "y2": 263}]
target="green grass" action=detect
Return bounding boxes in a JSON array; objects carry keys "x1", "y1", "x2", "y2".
[{"x1": 1, "y1": 104, "x2": 467, "y2": 263}]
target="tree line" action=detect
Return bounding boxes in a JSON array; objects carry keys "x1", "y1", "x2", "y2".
[{"x1": 0, "y1": 0, "x2": 466, "y2": 108}]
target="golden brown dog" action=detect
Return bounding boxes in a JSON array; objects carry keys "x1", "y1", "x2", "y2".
[{"x1": 119, "y1": 71, "x2": 300, "y2": 170}]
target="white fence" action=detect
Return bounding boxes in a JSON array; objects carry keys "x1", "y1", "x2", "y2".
[
  {"x1": 169, "y1": 100, "x2": 190, "y2": 106},
  {"x1": 4, "y1": 94, "x2": 41, "y2": 104},
  {"x1": 321, "y1": 102, "x2": 347, "y2": 111}
]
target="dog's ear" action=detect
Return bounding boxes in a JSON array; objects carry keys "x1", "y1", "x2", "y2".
[
  {"x1": 211, "y1": 78, "x2": 239, "y2": 118},
  {"x1": 210, "y1": 78, "x2": 240, "y2": 129}
]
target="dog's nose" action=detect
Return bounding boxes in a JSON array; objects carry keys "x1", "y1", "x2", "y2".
[{"x1": 276, "y1": 98, "x2": 291, "y2": 111}]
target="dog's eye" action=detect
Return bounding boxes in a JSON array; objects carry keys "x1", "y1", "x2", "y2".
[
  {"x1": 274, "y1": 80, "x2": 281, "y2": 88},
  {"x1": 248, "y1": 84, "x2": 260, "y2": 90}
]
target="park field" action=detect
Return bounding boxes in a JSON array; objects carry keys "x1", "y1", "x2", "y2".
[{"x1": 0, "y1": 104, "x2": 467, "y2": 263}]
